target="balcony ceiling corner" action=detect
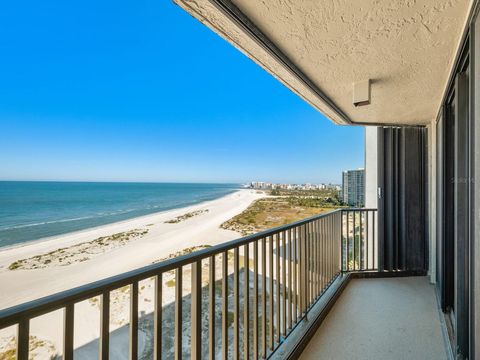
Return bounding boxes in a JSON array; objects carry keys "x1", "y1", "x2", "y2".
[{"x1": 174, "y1": 0, "x2": 475, "y2": 126}]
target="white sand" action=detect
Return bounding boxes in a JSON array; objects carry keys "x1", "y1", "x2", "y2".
[
  {"x1": 0, "y1": 189, "x2": 267, "y2": 358},
  {"x1": 0, "y1": 189, "x2": 265, "y2": 310}
]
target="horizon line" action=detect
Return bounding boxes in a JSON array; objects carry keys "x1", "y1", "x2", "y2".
[{"x1": 0, "y1": 179, "x2": 342, "y2": 185}]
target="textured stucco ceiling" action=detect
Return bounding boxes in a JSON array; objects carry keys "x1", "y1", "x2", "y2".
[{"x1": 174, "y1": 0, "x2": 473, "y2": 125}]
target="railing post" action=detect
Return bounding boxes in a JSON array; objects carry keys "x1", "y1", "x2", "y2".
[
  {"x1": 100, "y1": 291, "x2": 110, "y2": 360},
  {"x1": 353, "y1": 211, "x2": 357, "y2": 271},
  {"x1": 154, "y1": 276, "x2": 162, "y2": 360},
  {"x1": 63, "y1": 304, "x2": 74, "y2": 360},
  {"x1": 346, "y1": 211, "x2": 350, "y2": 271},
  {"x1": 261, "y1": 238, "x2": 267, "y2": 358},
  {"x1": 191, "y1": 261, "x2": 202, "y2": 360},
  {"x1": 175, "y1": 268, "x2": 183, "y2": 360},
  {"x1": 275, "y1": 233, "x2": 280, "y2": 343},
  {"x1": 373, "y1": 211, "x2": 377, "y2": 270},
  {"x1": 287, "y1": 229, "x2": 293, "y2": 331},
  {"x1": 208, "y1": 257, "x2": 215, "y2": 360},
  {"x1": 130, "y1": 282, "x2": 138, "y2": 360},
  {"x1": 244, "y1": 244, "x2": 250, "y2": 360},
  {"x1": 305, "y1": 224, "x2": 309, "y2": 314},
  {"x1": 222, "y1": 252, "x2": 228, "y2": 360},
  {"x1": 341, "y1": 211, "x2": 344, "y2": 273},
  {"x1": 337, "y1": 212, "x2": 343, "y2": 273},
  {"x1": 360, "y1": 210, "x2": 364, "y2": 269},
  {"x1": 298, "y1": 226, "x2": 303, "y2": 316},
  {"x1": 268, "y1": 236, "x2": 274, "y2": 351},
  {"x1": 17, "y1": 318, "x2": 29, "y2": 360},
  {"x1": 253, "y1": 241, "x2": 259, "y2": 360},
  {"x1": 234, "y1": 247, "x2": 240, "y2": 360},
  {"x1": 292, "y1": 228, "x2": 297, "y2": 325},
  {"x1": 366, "y1": 210, "x2": 370, "y2": 270},
  {"x1": 282, "y1": 230, "x2": 287, "y2": 338},
  {"x1": 320, "y1": 218, "x2": 325, "y2": 291}
]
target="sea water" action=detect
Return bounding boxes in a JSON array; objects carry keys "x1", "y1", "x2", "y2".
[{"x1": 0, "y1": 181, "x2": 239, "y2": 248}]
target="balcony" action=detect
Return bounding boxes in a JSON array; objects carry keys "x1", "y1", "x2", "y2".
[
  {"x1": 296, "y1": 277, "x2": 447, "y2": 360},
  {"x1": 0, "y1": 208, "x2": 451, "y2": 360}
]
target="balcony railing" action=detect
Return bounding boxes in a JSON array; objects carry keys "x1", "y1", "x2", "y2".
[
  {"x1": 341, "y1": 209, "x2": 377, "y2": 272},
  {"x1": 0, "y1": 208, "x2": 377, "y2": 360}
]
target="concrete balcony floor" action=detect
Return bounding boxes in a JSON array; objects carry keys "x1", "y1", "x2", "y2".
[{"x1": 299, "y1": 277, "x2": 449, "y2": 360}]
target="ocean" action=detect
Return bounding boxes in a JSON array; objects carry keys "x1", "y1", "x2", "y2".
[{"x1": 0, "y1": 181, "x2": 239, "y2": 248}]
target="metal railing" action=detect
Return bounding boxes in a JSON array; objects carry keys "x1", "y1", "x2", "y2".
[
  {"x1": 0, "y1": 208, "x2": 376, "y2": 360},
  {"x1": 341, "y1": 209, "x2": 378, "y2": 272}
]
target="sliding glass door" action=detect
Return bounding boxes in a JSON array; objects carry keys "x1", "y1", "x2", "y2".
[{"x1": 440, "y1": 60, "x2": 470, "y2": 359}]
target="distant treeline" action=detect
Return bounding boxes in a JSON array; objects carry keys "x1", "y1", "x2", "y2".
[{"x1": 268, "y1": 189, "x2": 344, "y2": 207}]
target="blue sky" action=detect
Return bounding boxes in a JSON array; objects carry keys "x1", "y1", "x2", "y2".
[{"x1": 0, "y1": 0, "x2": 364, "y2": 184}]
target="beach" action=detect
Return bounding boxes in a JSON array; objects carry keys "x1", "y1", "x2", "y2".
[
  {"x1": 0, "y1": 189, "x2": 267, "y2": 358},
  {"x1": 0, "y1": 189, "x2": 264, "y2": 309}
]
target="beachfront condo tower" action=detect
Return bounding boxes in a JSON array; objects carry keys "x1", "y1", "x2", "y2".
[{"x1": 342, "y1": 169, "x2": 365, "y2": 207}]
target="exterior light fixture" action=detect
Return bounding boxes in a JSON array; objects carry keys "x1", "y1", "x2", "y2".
[{"x1": 353, "y1": 79, "x2": 371, "y2": 106}]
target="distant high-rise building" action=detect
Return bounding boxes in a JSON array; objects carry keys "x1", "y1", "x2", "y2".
[{"x1": 342, "y1": 169, "x2": 365, "y2": 207}]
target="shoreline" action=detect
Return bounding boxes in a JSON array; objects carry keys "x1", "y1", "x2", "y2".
[
  {"x1": 0, "y1": 188, "x2": 242, "y2": 253},
  {"x1": 0, "y1": 189, "x2": 265, "y2": 309},
  {"x1": 0, "y1": 188, "x2": 267, "y2": 358}
]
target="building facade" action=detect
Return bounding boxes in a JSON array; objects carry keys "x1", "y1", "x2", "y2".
[{"x1": 342, "y1": 169, "x2": 365, "y2": 207}]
